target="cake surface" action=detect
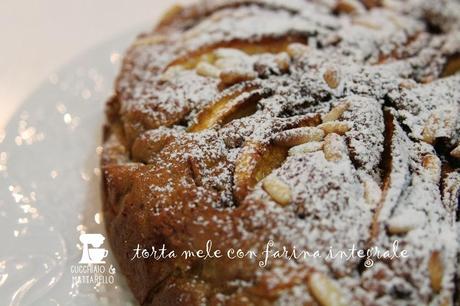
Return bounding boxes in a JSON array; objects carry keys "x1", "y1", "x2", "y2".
[{"x1": 101, "y1": 0, "x2": 460, "y2": 305}]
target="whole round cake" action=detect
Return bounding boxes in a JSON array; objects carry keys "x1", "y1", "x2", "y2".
[{"x1": 101, "y1": 0, "x2": 460, "y2": 305}]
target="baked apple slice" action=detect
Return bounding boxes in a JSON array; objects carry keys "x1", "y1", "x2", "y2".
[
  {"x1": 234, "y1": 141, "x2": 288, "y2": 203},
  {"x1": 189, "y1": 85, "x2": 269, "y2": 132},
  {"x1": 234, "y1": 112, "x2": 353, "y2": 202}
]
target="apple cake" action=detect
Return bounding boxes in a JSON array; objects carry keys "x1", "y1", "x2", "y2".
[{"x1": 101, "y1": 0, "x2": 460, "y2": 305}]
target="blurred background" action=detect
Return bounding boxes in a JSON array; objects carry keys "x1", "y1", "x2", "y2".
[{"x1": 0, "y1": 0, "x2": 193, "y2": 129}]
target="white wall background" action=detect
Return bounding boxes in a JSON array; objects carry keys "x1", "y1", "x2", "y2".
[{"x1": 0, "y1": 0, "x2": 193, "y2": 129}]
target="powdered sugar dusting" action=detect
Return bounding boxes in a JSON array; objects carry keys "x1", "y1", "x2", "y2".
[{"x1": 102, "y1": 0, "x2": 460, "y2": 304}]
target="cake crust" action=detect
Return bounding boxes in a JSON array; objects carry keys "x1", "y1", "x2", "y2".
[{"x1": 101, "y1": 0, "x2": 460, "y2": 305}]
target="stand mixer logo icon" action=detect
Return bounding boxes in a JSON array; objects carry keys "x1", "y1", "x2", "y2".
[{"x1": 79, "y1": 233, "x2": 109, "y2": 264}]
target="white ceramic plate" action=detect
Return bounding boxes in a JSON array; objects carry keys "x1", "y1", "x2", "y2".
[{"x1": 0, "y1": 27, "x2": 144, "y2": 306}]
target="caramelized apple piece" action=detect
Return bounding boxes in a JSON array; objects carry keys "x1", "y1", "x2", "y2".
[
  {"x1": 189, "y1": 85, "x2": 265, "y2": 132},
  {"x1": 234, "y1": 115, "x2": 326, "y2": 201},
  {"x1": 234, "y1": 141, "x2": 288, "y2": 203}
]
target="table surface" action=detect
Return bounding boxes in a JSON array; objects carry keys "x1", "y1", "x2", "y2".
[{"x1": 0, "y1": 0, "x2": 193, "y2": 130}]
